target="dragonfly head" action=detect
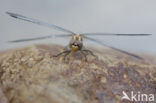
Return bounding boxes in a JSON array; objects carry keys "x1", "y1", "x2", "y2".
[{"x1": 70, "y1": 34, "x2": 83, "y2": 52}]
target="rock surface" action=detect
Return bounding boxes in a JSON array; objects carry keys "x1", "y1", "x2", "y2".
[{"x1": 0, "y1": 44, "x2": 155, "y2": 103}]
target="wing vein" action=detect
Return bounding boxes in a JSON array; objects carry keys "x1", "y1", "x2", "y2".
[
  {"x1": 6, "y1": 12, "x2": 75, "y2": 34},
  {"x1": 84, "y1": 36, "x2": 143, "y2": 60}
]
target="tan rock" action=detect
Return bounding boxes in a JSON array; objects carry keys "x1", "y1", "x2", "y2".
[{"x1": 0, "y1": 44, "x2": 155, "y2": 103}]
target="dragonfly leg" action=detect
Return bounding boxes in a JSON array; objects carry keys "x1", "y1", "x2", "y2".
[
  {"x1": 81, "y1": 51, "x2": 88, "y2": 62},
  {"x1": 63, "y1": 51, "x2": 71, "y2": 60},
  {"x1": 53, "y1": 50, "x2": 71, "y2": 57},
  {"x1": 82, "y1": 49, "x2": 97, "y2": 58}
]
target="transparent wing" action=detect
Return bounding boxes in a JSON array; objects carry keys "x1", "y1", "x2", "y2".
[
  {"x1": 84, "y1": 36, "x2": 143, "y2": 60},
  {"x1": 82, "y1": 33, "x2": 151, "y2": 36},
  {"x1": 6, "y1": 12, "x2": 75, "y2": 34},
  {"x1": 8, "y1": 34, "x2": 71, "y2": 43}
]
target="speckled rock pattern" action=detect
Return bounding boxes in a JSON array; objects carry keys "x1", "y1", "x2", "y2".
[{"x1": 0, "y1": 44, "x2": 155, "y2": 103}]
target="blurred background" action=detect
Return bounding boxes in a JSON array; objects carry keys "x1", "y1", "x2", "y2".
[{"x1": 0, "y1": 0, "x2": 156, "y2": 54}]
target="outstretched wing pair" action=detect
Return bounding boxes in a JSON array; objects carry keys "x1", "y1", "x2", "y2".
[{"x1": 6, "y1": 12, "x2": 151, "y2": 59}]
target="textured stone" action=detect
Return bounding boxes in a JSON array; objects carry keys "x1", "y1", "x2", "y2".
[{"x1": 0, "y1": 44, "x2": 155, "y2": 103}]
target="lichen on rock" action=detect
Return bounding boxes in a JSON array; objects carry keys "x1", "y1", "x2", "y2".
[{"x1": 0, "y1": 44, "x2": 155, "y2": 103}]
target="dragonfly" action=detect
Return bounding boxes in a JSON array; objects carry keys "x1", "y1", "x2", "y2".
[{"x1": 6, "y1": 11, "x2": 151, "y2": 61}]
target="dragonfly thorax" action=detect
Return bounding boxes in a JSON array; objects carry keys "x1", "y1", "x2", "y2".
[{"x1": 72, "y1": 34, "x2": 83, "y2": 41}]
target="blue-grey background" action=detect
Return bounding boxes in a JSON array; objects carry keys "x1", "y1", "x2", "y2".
[{"x1": 0, "y1": 0, "x2": 156, "y2": 54}]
